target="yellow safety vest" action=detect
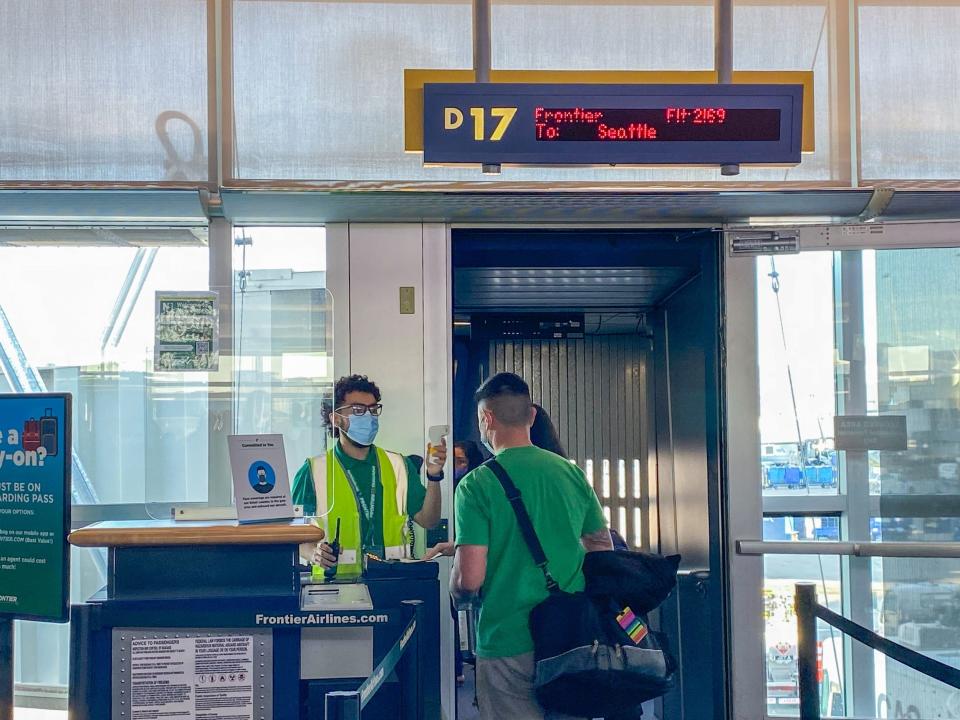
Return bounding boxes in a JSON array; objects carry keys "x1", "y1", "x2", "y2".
[{"x1": 307, "y1": 447, "x2": 413, "y2": 576}]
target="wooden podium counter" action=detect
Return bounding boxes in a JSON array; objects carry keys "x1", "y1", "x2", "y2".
[
  {"x1": 67, "y1": 520, "x2": 442, "y2": 720},
  {"x1": 69, "y1": 518, "x2": 324, "y2": 548},
  {"x1": 69, "y1": 519, "x2": 323, "y2": 600}
]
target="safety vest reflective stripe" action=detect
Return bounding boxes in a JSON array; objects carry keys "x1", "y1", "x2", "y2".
[{"x1": 308, "y1": 448, "x2": 410, "y2": 575}]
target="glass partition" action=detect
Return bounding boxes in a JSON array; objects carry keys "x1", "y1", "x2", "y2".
[
  {"x1": 0, "y1": 232, "x2": 210, "y2": 507},
  {"x1": 143, "y1": 226, "x2": 333, "y2": 517},
  {"x1": 231, "y1": 227, "x2": 334, "y2": 487},
  {"x1": 6, "y1": 0, "x2": 960, "y2": 184}
]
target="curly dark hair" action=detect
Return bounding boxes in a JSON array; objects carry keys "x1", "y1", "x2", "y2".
[
  {"x1": 334, "y1": 374, "x2": 381, "y2": 408},
  {"x1": 324, "y1": 374, "x2": 382, "y2": 434}
]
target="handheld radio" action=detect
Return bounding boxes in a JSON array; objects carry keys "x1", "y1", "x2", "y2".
[{"x1": 324, "y1": 518, "x2": 342, "y2": 580}]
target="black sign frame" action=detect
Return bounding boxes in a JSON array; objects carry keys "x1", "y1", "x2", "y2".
[{"x1": 423, "y1": 82, "x2": 804, "y2": 166}]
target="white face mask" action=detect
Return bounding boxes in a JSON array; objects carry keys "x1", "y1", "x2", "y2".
[{"x1": 479, "y1": 413, "x2": 495, "y2": 455}]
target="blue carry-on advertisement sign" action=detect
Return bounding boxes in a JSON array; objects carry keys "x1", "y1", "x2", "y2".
[{"x1": 0, "y1": 393, "x2": 71, "y2": 623}]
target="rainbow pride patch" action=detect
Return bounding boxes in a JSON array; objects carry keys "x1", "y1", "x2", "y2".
[{"x1": 617, "y1": 606, "x2": 649, "y2": 644}]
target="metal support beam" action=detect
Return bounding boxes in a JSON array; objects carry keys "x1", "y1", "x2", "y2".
[
  {"x1": 111, "y1": 248, "x2": 158, "y2": 348},
  {"x1": 472, "y1": 0, "x2": 500, "y2": 175},
  {"x1": 715, "y1": 0, "x2": 739, "y2": 176},
  {"x1": 838, "y1": 250, "x2": 874, "y2": 718},
  {"x1": 100, "y1": 249, "x2": 146, "y2": 353},
  {"x1": 472, "y1": 0, "x2": 491, "y2": 84}
]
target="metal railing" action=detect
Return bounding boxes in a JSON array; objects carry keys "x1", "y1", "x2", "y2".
[
  {"x1": 325, "y1": 600, "x2": 424, "y2": 720},
  {"x1": 794, "y1": 583, "x2": 960, "y2": 720},
  {"x1": 737, "y1": 539, "x2": 960, "y2": 559}
]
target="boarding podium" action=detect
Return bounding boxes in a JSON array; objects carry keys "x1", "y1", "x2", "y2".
[{"x1": 67, "y1": 520, "x2": 440, "y2": 720}]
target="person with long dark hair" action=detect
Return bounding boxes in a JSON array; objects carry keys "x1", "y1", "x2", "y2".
[
  {"x1": 454, "y1": 439, "x2": 484, "y2": 483},
  {"x1": 530, "y1": 403, "x2": 567, "y2": 459}
]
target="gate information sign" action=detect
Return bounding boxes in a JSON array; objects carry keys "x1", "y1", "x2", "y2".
[
  {"x1": 0, "y1": 394, "x2": 71, "y2": 622},
  {"x1": 423, "y1": 83, "x2": 803, "y2": 166}
]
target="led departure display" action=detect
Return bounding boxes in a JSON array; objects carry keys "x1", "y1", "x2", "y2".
[
  {"x1": 533, "y1": 107, "x2": 781, "y2": 142},
  {"x1": 422, "y1": 83, "x2": 803, "y2": 166}
]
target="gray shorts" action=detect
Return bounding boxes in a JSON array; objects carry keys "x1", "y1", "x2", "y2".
[{"x1": 475, "y1": 652, "x2": 583, "y2": 720}]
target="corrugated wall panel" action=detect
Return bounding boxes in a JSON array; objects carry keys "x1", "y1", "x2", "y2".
[{"x1": 489, "y1": 335, "x2": 648, "y2": 549}]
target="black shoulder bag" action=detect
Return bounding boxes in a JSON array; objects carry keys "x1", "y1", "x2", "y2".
[{"x1": 486, "y1": 458, "x2": 676, "y2": 718}]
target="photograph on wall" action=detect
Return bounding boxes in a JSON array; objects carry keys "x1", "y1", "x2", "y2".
[{"x1": 154, "y1": 291, "x2": 220, "y2": 372}]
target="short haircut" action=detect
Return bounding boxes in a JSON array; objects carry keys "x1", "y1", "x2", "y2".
[
  {"x1": 474, "y1": 372, "x2": 532, "y2": 427},
  {"x1": 334, "y1": 374, "x2": 381, "y2": 408}
]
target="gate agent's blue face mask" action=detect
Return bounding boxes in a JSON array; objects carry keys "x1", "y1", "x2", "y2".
[{"x1": 342, "y1": 411, "x2": 379, "y2": 447}]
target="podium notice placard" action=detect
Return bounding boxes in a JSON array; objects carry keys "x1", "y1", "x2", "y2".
[
  {"x1": 228, "y1": 434, "x2": 294, "y2": 524},
  {"x1": 0, "y1": 393, "x2": 71, "y2": 623}
]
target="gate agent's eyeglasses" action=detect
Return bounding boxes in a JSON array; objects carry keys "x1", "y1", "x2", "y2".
[{"x1": 335, "y1": 403, "x2": 384, "y2": 417}]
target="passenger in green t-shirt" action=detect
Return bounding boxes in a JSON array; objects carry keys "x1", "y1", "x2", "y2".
[{"x1": 452, "y1": 372, "x2": 612, "y2": 720}]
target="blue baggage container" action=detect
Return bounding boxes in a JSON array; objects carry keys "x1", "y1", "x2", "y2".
[{"x1": 783, "y1": 466, "x2": 803, "y2": 487}]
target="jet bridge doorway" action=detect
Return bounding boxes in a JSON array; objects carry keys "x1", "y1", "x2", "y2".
[{"x1": 450, "y1": 228, "x2": 726, "y2": 720}]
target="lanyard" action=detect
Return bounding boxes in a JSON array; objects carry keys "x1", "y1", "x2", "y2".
[{"x1": 341, "y1": 460, "x2": 377, "y2": 550}]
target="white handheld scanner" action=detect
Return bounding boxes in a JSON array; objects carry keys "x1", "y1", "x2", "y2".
[{"x1": 428, "y1": 424, "x2": 449, "y2": 446}]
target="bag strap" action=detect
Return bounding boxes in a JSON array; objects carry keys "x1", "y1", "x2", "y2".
[{"x1": 485, "y1": 458, "x2": 559, "y2": 593}]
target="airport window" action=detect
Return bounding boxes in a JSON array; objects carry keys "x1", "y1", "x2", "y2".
[
  {"x1": 757, "y1": 246, "x2": 960, "y2": 718},
  {"x1": 231, "y1": 0, "x2": 472, "y2": 181},
  {"x1": 1, "y1": 225, "x2": 330, "y2": 705},
  {"x1": 731, "y1": 0, "x2": 836, "y2": 183},
  {"x1": 757, "y1": 252, "x2": 839, "y2": 498},
  {"x1": 870, "y1": 555, "x2": 960, "y2": 718},
  {"x1": 859, "y1": 3, "x2": 960, "y2": 180},
  {"x1": 762, "y1": 516, "x2": 844, "y2": 716},
  {"x1": 0, "y1": 233, "x2": 211, "y2": 507},
  {"x1": 0, "y1": 0, "x2": 208, "y2": 182}
]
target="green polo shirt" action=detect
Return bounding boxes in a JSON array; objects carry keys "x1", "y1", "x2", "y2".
[
  {"x1": 291, "y1": 443, "x2": 427, "y2": 549},
  {"x1": 455, "y1": 445, "x2": 607, "y2": 658}
]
